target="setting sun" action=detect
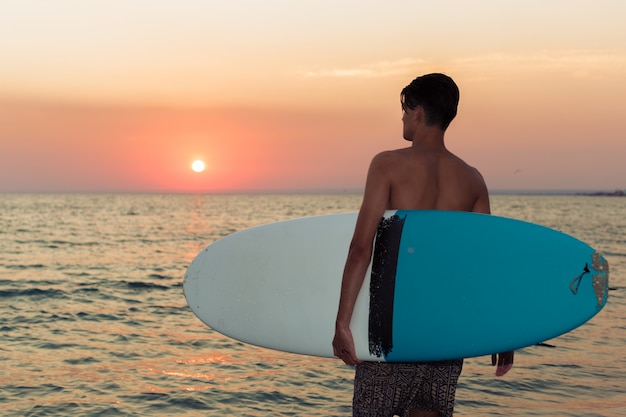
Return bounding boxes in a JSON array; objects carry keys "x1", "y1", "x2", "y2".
[{"x1": 191, "y1": 160, "x2": 205, "y2": 173}]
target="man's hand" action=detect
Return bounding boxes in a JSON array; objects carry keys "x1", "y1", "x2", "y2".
[
  {"x1": 491, "y1": 351, "x2": 514, "y2": 376},
  {"x1": 332, "y1": 324, "x2": 363, "y2": 366}
]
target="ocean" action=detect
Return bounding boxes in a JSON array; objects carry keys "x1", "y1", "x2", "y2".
[{"x1": 1, "y1": 193, "x2": 624, "y2": 416}]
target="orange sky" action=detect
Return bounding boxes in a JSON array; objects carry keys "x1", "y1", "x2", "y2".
[{"x1": 1, "y1": 1, "x2": 625, "y2": 193}]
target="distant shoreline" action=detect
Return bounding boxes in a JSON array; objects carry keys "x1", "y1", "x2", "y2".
[
  {"x1": 491, "y1": 189, "x2": 625, "y2": 196},
  {"x1": 576, "y1": 190, "x2": 625, "y2": 197}
]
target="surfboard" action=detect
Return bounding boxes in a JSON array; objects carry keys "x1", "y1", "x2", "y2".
[{"x1": 184, "y1": 210, "x2": 609, "y2": 362}]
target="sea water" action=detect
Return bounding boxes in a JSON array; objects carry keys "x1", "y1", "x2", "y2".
[{"x1": 1, "y1": 194, "x2": 624, "y2": 416}]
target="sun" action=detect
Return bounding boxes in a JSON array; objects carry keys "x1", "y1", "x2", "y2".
[{"x1": 191, "y1": 160, "x2": 206, "y2": 173}]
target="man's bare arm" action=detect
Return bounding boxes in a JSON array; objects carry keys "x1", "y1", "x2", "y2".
[{"x1": 333, "y1": 154, "x2": 391, "y2": 365}]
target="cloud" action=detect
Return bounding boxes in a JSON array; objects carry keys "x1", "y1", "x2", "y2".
[
  {"x1": 304, "y1": 51, "x2": 626, "y2": 81},
  {"x1": 454, "y1": 50, "x2": 626, "y2": 77},
  {"x1": 304, "y1": 58, "x2": 424, "y2": 78}
]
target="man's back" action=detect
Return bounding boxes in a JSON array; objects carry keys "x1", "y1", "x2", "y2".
[{"x1": 368, "y1": 145, "x2": 490, "y2": 214}]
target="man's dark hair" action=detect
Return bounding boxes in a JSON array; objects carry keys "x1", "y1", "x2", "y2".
[{"x1": 400, "y1": 73, "x2": 459, "y2": 130}]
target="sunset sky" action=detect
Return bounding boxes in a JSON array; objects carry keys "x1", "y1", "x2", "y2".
[{"x1": 1, "y1": 0, "x2": 625, "y2": 193}]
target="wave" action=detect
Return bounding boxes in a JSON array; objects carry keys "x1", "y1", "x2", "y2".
[{"x1": 0, "y1": 287, "x2": 68, "y2": 299}]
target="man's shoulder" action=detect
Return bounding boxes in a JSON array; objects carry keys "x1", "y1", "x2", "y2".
[
  {"x1": 375, "y1": 147, "x2": 412, "y2": 157},
  {"x1": 370, "y1": 148, "x2": 410, "y2": 167},
  {"x1": 373, "y1": 147, "x2": 419, "y2": 161},
  {"x1": 447, "y1": 152, "x2": 484, "y2": 176}
]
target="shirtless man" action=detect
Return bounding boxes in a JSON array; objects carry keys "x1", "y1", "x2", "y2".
[{"x1": 332, "y1": 73, "x2": 514, "y2": 417}]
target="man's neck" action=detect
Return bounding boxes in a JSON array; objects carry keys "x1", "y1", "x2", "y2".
[{"x1": 410, "y1": 127, "x2": 446, "y2": 151}]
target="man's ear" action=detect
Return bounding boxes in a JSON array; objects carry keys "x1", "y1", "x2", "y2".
[{"x1": 413, "y1": 105, "x2": 425, "y2": 123}]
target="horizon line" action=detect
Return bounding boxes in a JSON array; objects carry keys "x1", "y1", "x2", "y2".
[{"x1": 0, "y1": 188, "x2": 623, "y2": 196}]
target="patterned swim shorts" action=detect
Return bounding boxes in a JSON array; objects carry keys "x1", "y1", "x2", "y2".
[{"x1": 352, "y1": 360, "x2": 463, "y2": 417}]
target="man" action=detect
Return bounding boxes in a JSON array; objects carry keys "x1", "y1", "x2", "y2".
[{"x1": 332, "y1": 73, "x2": 514, "y2": 417}]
